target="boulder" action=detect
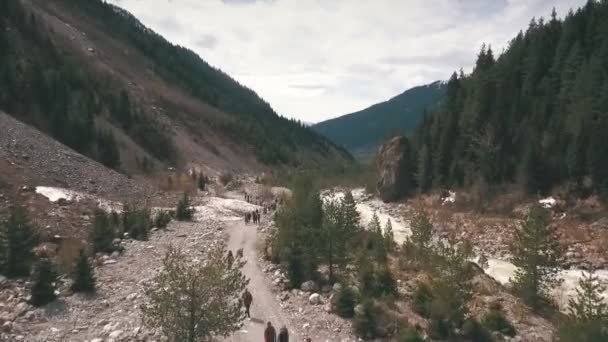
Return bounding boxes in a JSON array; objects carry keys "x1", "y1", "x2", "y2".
[
  {"x1": 376, "y1": 136, "x2": 414, "y2": 202},
  {"x1": 332, "y1": 283, "x2": 343, "y2": 293},
  {"x1": 308, "y1": 293, "x2": 322, "y2": 305},
  {"x1": 301, "y1": 280, "x2": 319, "y2": 293}
]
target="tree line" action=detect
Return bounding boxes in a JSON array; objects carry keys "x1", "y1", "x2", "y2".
[{"x1": 408, "y1": 1, "x2": 608, "y2": 202}]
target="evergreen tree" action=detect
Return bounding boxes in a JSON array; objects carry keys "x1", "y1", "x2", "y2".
[
  {"x1": 368, "y1": 213, "x2": 387, "y2": 263},
  {"x1": 71, "y1": 249, "x2": 96, "y2": 293},
  {"x1": 510, "y1": 206, "x2": 563, "y2": 310},
  {"x1": 558, "y1": 270, "x2": 608, "y2": 342},
  {"x1": 197, "y1": 172, "x2": 207, "y2": 191},
  {"x1": 384, "y1": 219, "x2": 395, "y2": 252},
  {"x1": 0, "y1": 206, "x2": 38, "y2": 277},
  {"x1": 321, "y1": 196, "x2": 346, "y2": 281},
  {"x1": 403, "y1": 210, "x2": 434, "y2": 267},
  {"x1": 175, "y1": 193, "x2": 194, "y2": 221},
  {"x1": 30, "y1": 258, "x2": 57, "y2": 307},
  {"x1": 92, "y1": 208, "x2": 114, "y2": 253}
]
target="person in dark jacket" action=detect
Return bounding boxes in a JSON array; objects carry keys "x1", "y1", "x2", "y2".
[
  {"x1": 278, "y1": 326, "x2": 289, "y2": 342},
  {"x1": 264, "y1": 322, "x2": 276, "y2": 342},
  {"x1": 242, "y1": 289, "x2": 253, "y2": 318}
]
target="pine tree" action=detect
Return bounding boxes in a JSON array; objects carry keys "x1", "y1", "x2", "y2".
[
  {"x1": 321, "y1": 196, "x2": 345, "y2": 281},
  {"x1": 341, "y1": 190, "x2": 361, "y2": 237},
  {"x1": 30, "y1": 258, "x2": 57, "y2": 307},
  {"x1": 567, "y1": 270, "x2": 608, "y2": 323},
  {"x1": 510, "y1": 206, "x2": 563, "y2": 310},
  {"x1": 384, "y1": 219, "x2": 395, "y2": 252},
  {"x1": 71, "y1": 249, "x2": 96, "y2": 293},
  {"x1": 176, "y1": 193, "x2": 194, "y2": 221},
  {"x1": 0, "y1": 206, "x2": 38, "y2": 277},
  {"x1": 92, "y1": 208, "x2": 114, "y2": 253},
  {"x1": 558, "y1": 270, "x2": 608, "y2": 342},
  {"x1": 403, "y1": 210, "x2": 434, "y2": 267},
  {"x1": 368, "y1": 213, "x2": 387, "y2": 263}
]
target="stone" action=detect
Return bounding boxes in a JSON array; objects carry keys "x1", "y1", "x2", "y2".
[
  {"x1": 279, "y1": 292, "x2": 289, "y2": 301},
  {"x1": 14, "y1": 302, "x2": 29, "y2": 317},
  {"x1": 50, "y1": 327, "x2": 60, "y2": 333},
  {"x1": 376, "y1": 136, "x2": 414, "y2": 202},
  {"x1": 354, "y1": 304, "x2": 365, "y2": 316},
  {"x1": 103, "y1": 259, "x2": 117, "y2": 265},
  {"x1": 332, "y1": 283, "x2": 343, "y2": 293},
  {"x1": 1, "y1": 321, "x2": 12, "y2": 332},
  {"x1": 308, "y1": 293, "x2": 322, "y2": 305},
  {"x1": 91, "y1": 338, "x2": 103, "y2": 342},
  {"x1": 301, "y1": 280, "x2": 319, "y2": 293},
  {"x1": 109, "y1": 330, "x2": 123, "y2": 340},
  {"x1": 126, "y1": 293, "x2": 138, "y2": 301}
]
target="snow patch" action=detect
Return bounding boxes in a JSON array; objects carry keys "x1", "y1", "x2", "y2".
[
  {"x1": 35, "y1": 186, "x2": 122, "y2": 212},
  {"x1": 539, "y1": 197, "x2": 556, "y2": 209},
  {"x1": 194, "y1": 197, "x2": 260, "y2": 222}
]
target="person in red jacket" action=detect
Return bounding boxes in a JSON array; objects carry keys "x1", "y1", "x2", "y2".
[{"x1": 264, "y1": 322, "x2": 276, "y2": 342}]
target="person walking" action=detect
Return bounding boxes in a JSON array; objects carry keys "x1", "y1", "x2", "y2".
[
  {"x1": 278, "y1": 326, "x2": 289, "y2": 342},
  {"x1": 242, "y1": 288, "x2": 253, "y2": 318},
  {"x1": 264, "y1": 322, "x2": 277, "y2": 342}
]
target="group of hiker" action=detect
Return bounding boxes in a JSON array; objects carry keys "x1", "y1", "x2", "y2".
[
  {"x1": 242, "y1": 288, "x2": 304, "y2": 342},
  {"x1": 245, "y1": 209, "x2": 261, "y2": 224}
]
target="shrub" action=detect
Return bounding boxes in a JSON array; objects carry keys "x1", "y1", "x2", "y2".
[
  {"x1": 398, "y1": 326, "x2": 425, "y2": 342},
  {"x1": 375, "y1": 266, "x2": 397, "y2": 298},
  {"x1": 71, "y1": 248, "x2": 96, "y2": 293},
  {"x1": 412, "y1": 282, "x2": 433, "y2": 317},
  {"x1": 482, "y1": 303, "x2": 515, "y2": 337},
  {"x1": 175, "y1": 193, "x2": 194, "y2": 221},
  {"x1": 154, "y1": 210, "x2": 172, "y2": 229},
  {"x1": 55, "y1": 239, "x2": 86, "y2": 275},
  {"x1": 335, "y1": 287, "x2": 357, "y2": 318},
  {"x1": 0, "y1": 205, "x2": 38, "y2": 277},
  {"x1": 30, "y1": 258, "x2": 57, "y2": 307},
  {"x1": 122, "y1": 204, "x2": 151, "y2": 240},
  {"x1": 461, "y1": 318, "x2": 494, "y2": 342},
  {"x1": 219, "y1": 173, "x2": 234, "y2": 186},
  {"x1": 353, "y1": 300, "x2": 380, "y2": 339},
  {"x1": 92, "y1": 208, "x2": 115, "y2": 253}
]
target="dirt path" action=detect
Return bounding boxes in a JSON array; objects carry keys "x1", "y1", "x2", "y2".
[{"x1": 225, "y1": 219, "x2": 298, "y2": 341}]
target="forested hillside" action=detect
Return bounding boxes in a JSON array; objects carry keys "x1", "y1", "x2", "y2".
[
  {"x1": 313, "y1": 81, "x2": 444, "y2": 159},
  {"x1": 0, "y1": 0, "x2": 351, "y2": 173},
  {"x1": 412, "y1": 1, "x2": 608, "y2": 201}
]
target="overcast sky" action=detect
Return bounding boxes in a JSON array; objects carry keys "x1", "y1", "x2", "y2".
[{"x1": 108, "y1": 0, "x2": 586, "y2": 123}]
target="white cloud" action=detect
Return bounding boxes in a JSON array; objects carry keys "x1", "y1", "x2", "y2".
[{"x1": 107, "y1": 0, "x2": 587, "y2": 123}]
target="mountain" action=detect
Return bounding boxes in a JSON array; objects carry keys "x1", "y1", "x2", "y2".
[
  {"x1": 410, "y1": 2, "x2": 608, "y2": 201},
  {"x1": 312, "y1": 81, "x2": 445, "y2": 159},
  {"x1": 0, "y1": 0, "x2": 351, "y2": 178}
]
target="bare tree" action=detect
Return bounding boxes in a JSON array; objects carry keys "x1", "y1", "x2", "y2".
[{"x1": 141, "y1": 244, "x2": 249, "y2": 342}]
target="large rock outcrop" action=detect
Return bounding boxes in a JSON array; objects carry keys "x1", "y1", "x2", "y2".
[{"x1": 376, "y1": 136, "x2": 413, "y2": 202}]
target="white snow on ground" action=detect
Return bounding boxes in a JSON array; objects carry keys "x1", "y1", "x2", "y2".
[
  {"x1": 35, "y1": 186, "x2": 122, "y2": 212},
  {"x1": 539, "y1": 196, "x2": 557, "y2": 208},
  {"x1": 332, "y1": 188, "x2": 608, "y2": 309},
  {"x1": 194, "y1": 197, "x2": 260, "y2": 222}
]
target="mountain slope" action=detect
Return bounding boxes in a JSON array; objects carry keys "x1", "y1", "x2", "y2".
[
  {"x1": 0, "y1": 0, "x2": 351, "y2": 177},
  {"x1": 313, "y1": 81, "x2": 445, "y2": 159},
  {"x1": 411, "y1": 2, "x2": 608, "y2": 200}
]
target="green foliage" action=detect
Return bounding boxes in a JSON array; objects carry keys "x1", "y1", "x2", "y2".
[
  {"x1": 142, "y1": 245, "x2": 249, "y2": 341},
  {"x1": 0, "y1": 206, "x2": 38, "y2": 277},
  {"x1": 357, "y1": 256, "x2": 396, "y2": 299},
  {"x1": 92, "y1": 208, "x2": 115, "y2": 253},
  {"x1": 557, "y1": 270, "x2": 608, "y2": 342},
  {"x1": 482, "y1": 303, "x2": 516, "y2": 337},
  {"x1": 335, "y1": 287, "x2": 358, "y2": 318},
  {"x1": 71, "y1": 249, "x2": 96, "y2": 293},
  {"x1": 30, "y1": 258, "x2": 57, "y2": 307},
  {"x1": 398, "y1": 327, "x2": 425, "y2": 342},
  {"x1": 412, "y1": 3, "x2": 608, "y2": 199},
  {"x1": 197, "y1": 173, "x2": 207, "y2": 191},
  {"x1": 461, "y1": 318, "x2": 494, "y2": 342},
  {"x1": 313, "y1": 81, "x2": 445, "y2": 159},
  {"x1": 384, "y1": 219, "x2": 395, "y2": 252},
  {"x1": 122, "y1": 204, "x2": 151, "y2": 240},
  {"x1": 510, "y1": 206, "x2": 563, "y2": 310},
  {"x1": 175, "y1": 193, "x2": 194, "y2": 221},
  {"x1": 402, "y1": 210, "x2": 434, "y2": 268},
  {"x1": 412, "y1": 282, "x2": 434, "y2": 317},
  {"x1": 154, "y1": 210, "x2": 172, "y2": 229},
  {"x1": 0, "y1": 0, "x2": 175, "y2": 167},
  {"x1": 353, "y1": 300, "x2": 380, "y2": 339}
]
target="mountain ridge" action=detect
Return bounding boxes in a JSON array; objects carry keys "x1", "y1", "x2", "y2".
[{"x1": 313, "y1": 81, "x2": 445, "y2": 159}]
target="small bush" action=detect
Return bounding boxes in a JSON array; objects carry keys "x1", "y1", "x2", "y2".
[
  {"x1": 428, "y1": 314, "x2": 450, "y2": 340},
  {"x1": 412, "y1": 282, "x2": 433, "y2": 317},
  {"x1": 71, "y1": 248, "x2": 96, "y2": 293},
  {"x1": 55, "y1": 239, "x2": 86, "y2": 275},
  {"x1": 461, "y1": 318, "x2": 494, "y2": 342},
  {"x1": 175, "y1": 193, "x2": 194, "y2": 221},
  {"x1": 92, "y1": 208, "x2": 115, "y2": 253},
  {"x1": 219, "y1": 173, "x2": 234, "y2": 186},
  {"x1": 335, "y1": 287, "x2": 357, "y2": 318},
  {"x1": 30, "y1": 258, "x2": 57, "y2": 307},
  {"x1": 482, "y1": 303, "x2": 515, "y2": 337},
  {"x1": 375, "y1": 266, "x2": 397, "y2": 298},
  {"x1": 154, "y1": 210, "x2": 172, "y2": 229},
  {"x1": 398, "y1": 326, "x2": 425, "y2": 342},
  {"x1": 354, "y1": 300, "x2": 380, "y2": 339},
  {"x1": 122, "y1": 204, "x2": 151, "y2": 240}
]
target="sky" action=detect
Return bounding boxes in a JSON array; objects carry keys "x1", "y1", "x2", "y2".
[{"x1": 107, "y1": 0, "x2": 586, "y2": 123}]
